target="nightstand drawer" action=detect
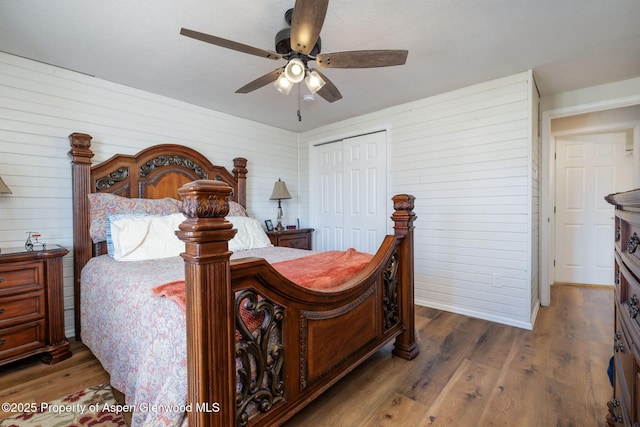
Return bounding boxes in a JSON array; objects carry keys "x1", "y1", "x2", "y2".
[
  {"x1": 0, "y1": 291, "x2": 45, "y2": 328},
  {"x1": 0, "y1": 262, "x2": 43, "y2": 296},
  {"x1": 278, "y1": 235, "x2": 310, "y2": 249},
  {"x1": 0, "y1": 320, "x2": 46, "y2": 362},
  {"x1": 267, "y1": 228, "x2": 314, "y2": 250}
]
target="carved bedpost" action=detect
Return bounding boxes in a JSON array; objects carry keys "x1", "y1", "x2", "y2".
[
  {"x1": 68, "y1": 132, "x2": 94, "y2": 340},
  {"x1": 391, "y1": 194, "x2": 419, "y2": 360},
  {"x1": 176, "y1": 180, "x2": 237, "y2": 427},
  {"x1": 233, "y1": 158, "x2": 248, "y2": 208}
]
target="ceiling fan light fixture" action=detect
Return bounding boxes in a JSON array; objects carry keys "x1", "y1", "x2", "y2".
[
  {"x1": 274, "y1": 73, "x2": 294, "y2": 95},
  {"x1": 284, "y1": 58, "x2": 305, "y2": 83},
  {"x1": 304, "y1": 69, "x2": 326, "y2": 94}
]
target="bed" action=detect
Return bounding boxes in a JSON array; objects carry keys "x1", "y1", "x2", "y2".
[{"x1": 68, "y1": 132, "x2": 418, "y2": 427}]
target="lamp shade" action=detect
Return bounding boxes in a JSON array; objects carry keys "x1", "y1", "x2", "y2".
[
  {"x1": 0, "y1": 176, "x2": 11, "y2": 194},
  {"x1": 270, "y1": 178, "x2": 291, "y2": 200},
  {"x1": 305, "y1": 69, "x2": 326, "y2": 94}
]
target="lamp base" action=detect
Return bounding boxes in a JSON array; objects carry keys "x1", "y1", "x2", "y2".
[{"x1": 275, "y1": 221, "x2": 284, "y2": 231}]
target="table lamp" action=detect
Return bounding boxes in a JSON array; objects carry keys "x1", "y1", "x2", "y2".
[{"x1": 269, "y1": 178, "x2": 291, "y2": 231}]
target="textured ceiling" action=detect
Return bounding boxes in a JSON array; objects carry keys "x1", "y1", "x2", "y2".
[{"x1": 1, "y1": 0, "x2": 639, "y2": 132}]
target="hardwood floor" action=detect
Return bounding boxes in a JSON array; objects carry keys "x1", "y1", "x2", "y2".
[{"x1": 0, "y1": 284, "x2": 613, "y2": 426}]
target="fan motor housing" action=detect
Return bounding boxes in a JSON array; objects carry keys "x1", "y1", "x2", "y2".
[{"x1": 275, "y1": 28, "x2": 321, "y2": 57}]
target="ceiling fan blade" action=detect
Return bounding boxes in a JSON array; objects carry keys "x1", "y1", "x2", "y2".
[
  {"x1": 235, "y1": 68, "x2": 284, "y2": 94},
  {"x1": 290, "y1": 0, "x2": 329, "y2": 55},
  {"x1": 316, "y1": 50, "x2": 408, "y2": 68},
  {"x1": 312, "y1": 69, "x2": 342, "y2": 103},
  {"x1": 180, "y1": 28, "x2": 282, "y2": 60}
]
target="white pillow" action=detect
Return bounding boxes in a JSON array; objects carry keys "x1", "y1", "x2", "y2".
[
  {"x1": 107, "y1": 213, "x2": 185, "y2": 261},
  {"x1": 227, "y1": 216, "x2": 273, "y2": 251}
]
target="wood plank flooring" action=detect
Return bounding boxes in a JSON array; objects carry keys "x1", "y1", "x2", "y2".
[{"x1": 0, "y1": 284, "x2": 613, "y2": 426}]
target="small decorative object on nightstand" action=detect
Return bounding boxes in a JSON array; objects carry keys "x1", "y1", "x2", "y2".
[
  {"x1": 0, "y1": 246, "x2": 71, "y2": 366},
  {"x1": 267, "y1": 228, "x2": 314, "y2": 250}
]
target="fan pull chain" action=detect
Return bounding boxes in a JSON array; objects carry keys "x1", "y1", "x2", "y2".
[{"x1": 297, "y1": 83, "x2": 302, "y2": 122}]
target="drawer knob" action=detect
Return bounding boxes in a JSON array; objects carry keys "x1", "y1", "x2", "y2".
[
  {"x1": 0, "y1": 339, "x2": 6, "y2": 347},
  {"x1": 615, "y1": 343, "x2": 624, "y2": 352},
  {"x1": 0, "y1": 308, "x2": 5, "y2": 315},
  {"x1": 0, "y1": 277, "x2": 3, "y2": 283},
  {"x1": 616, "y1": 227, "x2": 621, "y2": 241},
  {"x1": 615, "y1": 331, "x2": 622, "y2": 341},
  {"x1": 630, "y1": 232, "x2": 640, "y2": 254},
  {"x1": 629, "y1": 306, "x2": 639, "y2": 319}
]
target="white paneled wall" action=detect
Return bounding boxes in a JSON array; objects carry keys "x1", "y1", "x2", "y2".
[
  {"x1": 301, "y1": 71, "x2": 538, "y2": 329},
  {"x1": 0, "y1": 52, "x2": 299, "y2": 337},
  {"x1": 531, "y1": 84, "x2": 540, "y2": 317}
]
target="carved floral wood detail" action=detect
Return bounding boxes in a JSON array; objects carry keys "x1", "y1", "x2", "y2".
[
  {"x1": 139, "y1": 155, "x2": 208, "y2": 179},
  {"x1": 95, "y1": 167, "x2": 129, "y2": 191},
  {"x1": 235, "y1": 290, "x2": 285, "y2": 426},
  {"x1": 383, "y1": 251, "x2": 400, "y2": 331}
]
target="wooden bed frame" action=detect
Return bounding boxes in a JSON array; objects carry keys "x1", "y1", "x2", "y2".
[{"x1": 68, "y1": 132, "x2": 418, "y2": 427}]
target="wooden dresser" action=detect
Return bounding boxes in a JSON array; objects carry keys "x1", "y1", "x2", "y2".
[
  {"x1": 606, "y1": 189, "x2": 640, "y2": 426},
  {"x1": 0, "y1": 246, "x2": 71, "y2": 366},
  {"x1": 267, "y1": 228, "x2": 314, "y2": 250}
]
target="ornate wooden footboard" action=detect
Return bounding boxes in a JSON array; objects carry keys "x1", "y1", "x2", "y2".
[
  {"x1": 68, "y1": 132, "x2": 417, "y2": 427},
  {"x1": 177, "y1": 181, "x2": 417, "y2": 427}
]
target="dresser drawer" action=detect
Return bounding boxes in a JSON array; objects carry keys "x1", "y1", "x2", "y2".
[
  {"x1": 616, "y1": 253, "x2": 640, "y2": 340},
  {"x1": 0, "y1": 262, "x2": 44, "y2": 296},
  {"x1": 0, "y1": 320, "x2": 46, "y2": 362},
  {"x1": 0, "y1": 291, "x2": 45, "y2": 328},
  {"x1": 615, "y1": 313, "x2": 634, "y2": 414},
  {"x1": 617, "y1": 212, "x2": 640, "y2": 280}
]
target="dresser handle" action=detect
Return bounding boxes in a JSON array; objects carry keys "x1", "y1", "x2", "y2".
[
  {"x1": 0, "y1": 277, "x2": 3, "y2": 283},
  {"x1": 616, "y1": 227, "x2": 621, "y2": 241},
  {"x1": 0, "y1": 339, "x2": 6, "y2": 347},
  {"x1": 630, "y1": 232, "x2": 640, "y2": 254},
  {"x1": 0, "y1": 308, "x2": 5, "y2": 315},
  {"x1": 615, "y1": 343, "x2": 625, "y2": 352}
]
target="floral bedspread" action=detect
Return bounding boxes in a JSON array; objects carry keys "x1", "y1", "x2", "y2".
[{"x1": 81, "y1": 247, "x2": 312, "y2": 426}]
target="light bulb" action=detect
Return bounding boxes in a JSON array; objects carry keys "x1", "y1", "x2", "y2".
[
  {"x1": 304, "y1": 70, "x2": 326, "y2": 94},
  {"x1": 274, "y1": 73, "x2": 293, "y2": 95},
  {"x1": 284, "y1": 58, "x2": 305, "y2": 83}
]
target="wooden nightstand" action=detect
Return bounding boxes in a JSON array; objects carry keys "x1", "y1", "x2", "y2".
[
  {"x1": 0, "y1": 246, "x2": 71, "y2": 366},
  {"x1": 267, "y1": 228, "x2": 314, "y2": 250}
]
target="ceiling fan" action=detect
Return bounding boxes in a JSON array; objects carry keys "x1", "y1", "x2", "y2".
[{"x1": 180, "y1": 0, "x2": 408, "y2": 103}]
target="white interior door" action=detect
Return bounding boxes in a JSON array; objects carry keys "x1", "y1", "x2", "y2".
[
  {"x1": 554, "y1": 133, "x2": 633, "y2": 284},
  {"x1": 311, "y1": 131, "x2": 387, "y2": 253}
]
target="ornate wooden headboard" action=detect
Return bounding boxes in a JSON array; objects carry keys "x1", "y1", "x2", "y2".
[{"x1": 68, "y1": 132, "x2": 247, "y2": 338}]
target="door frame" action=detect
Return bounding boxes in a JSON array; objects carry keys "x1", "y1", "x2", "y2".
[{"x1": 540, "y1": 95, "x2": 640, "y2": 306}]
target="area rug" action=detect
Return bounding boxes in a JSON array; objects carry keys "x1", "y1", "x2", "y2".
[{"x1": 0, "y1": 383, "x2": 127, "y2": 426}]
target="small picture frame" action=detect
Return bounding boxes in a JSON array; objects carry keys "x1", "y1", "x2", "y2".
[{"x1": 265, "y1": 220, "x2": 274, "y2": 231}]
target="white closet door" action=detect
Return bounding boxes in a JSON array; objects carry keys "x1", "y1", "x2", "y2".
[
  {"x1": 315, "y1": 141, "x2": 345, "y2": 252},
  {"x1": 343, "y1": 132, "x2": 388, "y2": 253},
  {"x1": 311, "y1": 131, "x2": 387, "y2": 253}
]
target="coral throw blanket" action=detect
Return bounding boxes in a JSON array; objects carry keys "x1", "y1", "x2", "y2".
[{"x1": 152, "y1": 248, "x2": 373, "y2": 311}]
